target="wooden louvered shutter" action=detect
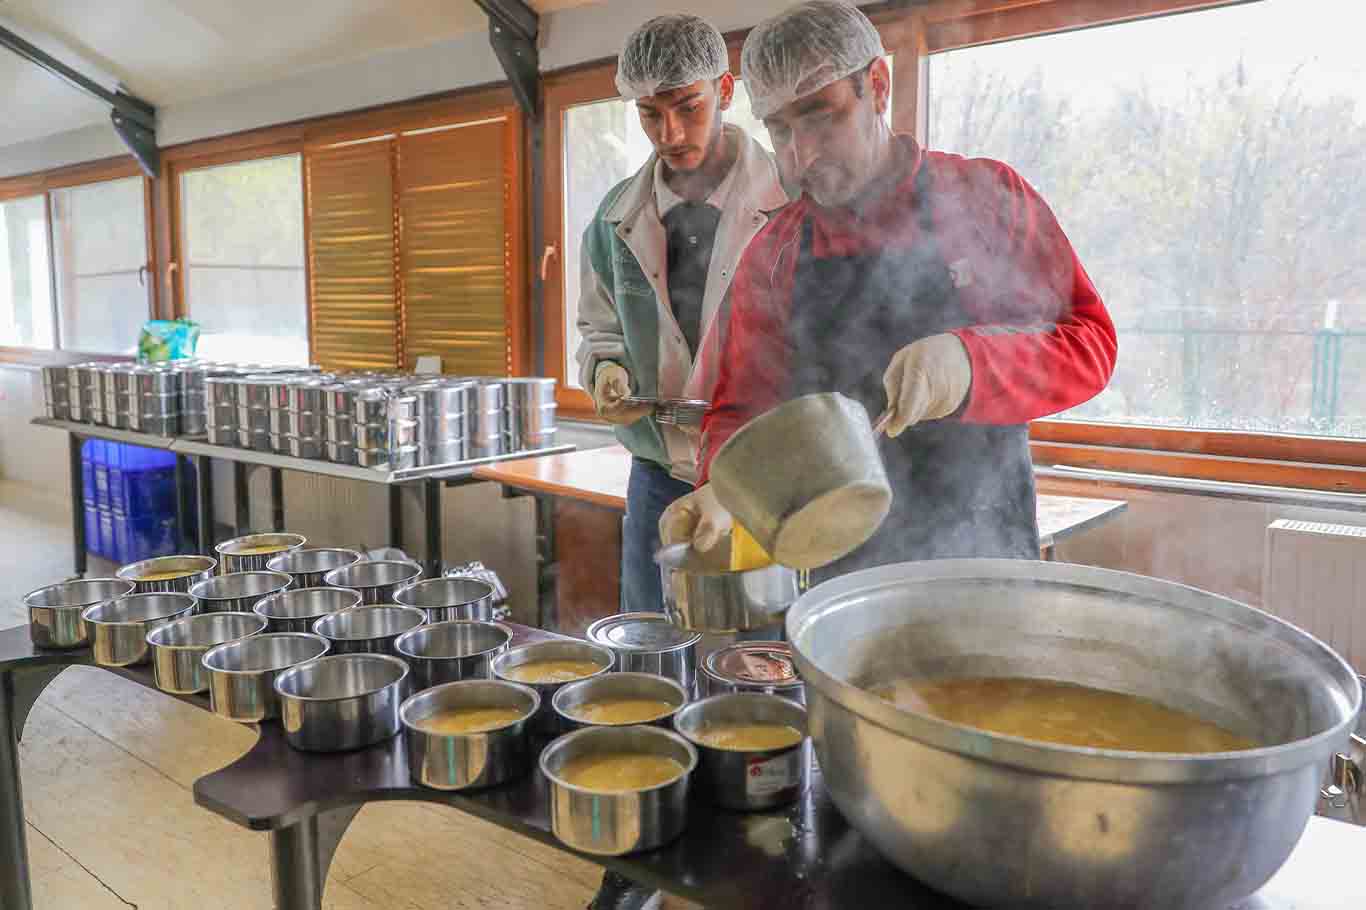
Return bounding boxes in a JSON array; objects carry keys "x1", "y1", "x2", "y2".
[
  {"x1": 397, "y1": 118, "x2": 513, "y2": 376},
  {"x1": 305, "y1": 140, "x2": 400, "y2": 370}
]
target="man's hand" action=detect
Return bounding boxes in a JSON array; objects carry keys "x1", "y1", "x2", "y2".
[
  {"x1": 593, "y1": 363, "x2": 652, "y2": 425},
  {"x1": 659, "y1": 484, "x2": 733, "y2": 554},
  {"x1": 881, "y1": 334, "x2": 973, "y2": 437}
]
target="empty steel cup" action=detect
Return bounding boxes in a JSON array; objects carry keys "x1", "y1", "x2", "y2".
[
  {"x1": 394, "y1": 621, "x2": 512, "y2": 689},
  {"x1": 254, "y1": 587, "x2": 362, "y2": 633},
  {"x1": 311, "y1": 605, "x2": 427, "y2": 656},
  {"x1": 274, "y1": 653, "x2": 410, "y2": 752},
  {"x1": 393, "y1": 577, "x2": 497, "y2": 622},
  {"x1": 146, "y1": 612, "x2": 267, "y2": 695},
  {"x1": 25, "y1": 578, "x2": 136, "y2": 650},
  {"x1": 266, "y1": 547, "x2": 363, "y2": 588},
  {"x1": 324, "y1": 560, "x2": 423, "y2": 605},
  {"x1": 202, "y1": 632, "x2": 331, "y2": 723},
  {"x1": 190, "y1": 571, "x2": 293, "y2": 613},
  {"x1": 82, "y1": 593, "x2": 197, "y2": 668}
]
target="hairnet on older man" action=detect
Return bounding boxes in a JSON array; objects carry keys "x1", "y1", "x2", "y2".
[
  {"x1": 615, "y1": 14, "x2": 730, "y2": 100},
  {"x1": 741, "y1": 0, "x2": 887, "y2": 120}
]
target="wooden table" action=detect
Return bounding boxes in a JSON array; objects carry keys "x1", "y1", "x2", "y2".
[
  {"x1": 2, "y1": 622, "x2": 1364, "y2": 910},
  {"x1": 474, "y1": 447, "x2": 1129, "y2": 624}
]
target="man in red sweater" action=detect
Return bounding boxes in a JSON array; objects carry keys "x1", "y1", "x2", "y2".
[{"x1": 661, "y1": 1, "x2": 1117, "y2": 579}]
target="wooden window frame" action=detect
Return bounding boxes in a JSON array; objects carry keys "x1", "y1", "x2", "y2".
[
  {"x1": 0, "y1": 156, "x2": 156, "y2": 365},
  {"x1": 912, "y1": 0, "x2": 1366, "y2": 491}
]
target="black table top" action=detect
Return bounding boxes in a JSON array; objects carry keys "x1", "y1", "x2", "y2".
[{"x1": 5, "y1": 622, "x2": 1366, "y2": 909}]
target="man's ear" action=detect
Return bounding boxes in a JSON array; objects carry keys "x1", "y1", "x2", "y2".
[
  {"x1": 869, "y1": 58, "x2": 891, "y2": 116},
  {"x1": 718, "y1": 72, "x2": 735, "y2": 112}
]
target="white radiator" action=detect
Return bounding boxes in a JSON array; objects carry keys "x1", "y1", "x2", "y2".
[{"x1": 1263, "y1": 519, "x2": 1366, "y2": 673}]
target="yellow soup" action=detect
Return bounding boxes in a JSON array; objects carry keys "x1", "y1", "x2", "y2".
[
  {"x1": 873, "y1": 677, "x2": 1258, "y2": 753},
  {"x1": 559, "y1": 753, "x2": 685, "y2": 792},
  {"x1": 231, "y1": 544, "x2": 289, "y2": 556},
  {"x1": 137, "y1": 570, "x2": 195, "y2": 581},
  {"x1": 416, "y1": 706, "x2": 526, "y2": 735},
  {"x1": 693, "y1": 723, "x2": 804, "y2": 752},
  {"x1": 503, "y1": 659, "x2": 603, "y2": 684},
  {"x1": 571, "y1": 698, "x2": 676, "y2": 725}
]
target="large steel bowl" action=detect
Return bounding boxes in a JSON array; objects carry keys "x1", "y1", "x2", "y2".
[{"x1": 785, "y1": 559, "x2": 1362, "y2": 910}]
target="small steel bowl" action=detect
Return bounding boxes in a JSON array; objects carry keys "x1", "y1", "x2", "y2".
[
  {"x1": 401, "y1": 680, "x2": 539, "y2": 790},
  {"x1": 491, "y1": 639, "x2": 615, "y2": 735},
  {"x1": 146, "y1": 612, "x2": 267, "y2": 695},
  {"x1": 201, "y1": 632, "x2": 330, "y2": 723},
  {"x1": 116, "y1": 555, "x2": 217, "y2": 594},
  {"x1": 254, "y1": 586, "x2": 362, "y2": 633},
  {"x1": 24, "y1": 578, "x2": 135, "y2": 649},
  {"x1": 189, "y1": 571, "x2": 293, "y2": 613},
  {"x1": 393, "y1": 577, "x2": 497, "y2": 622},
  {"x1": 672, "y1": 693, "x2": 809, "y2": 811},
  {"x1": 324, "y1": 560, "x2": 423, "y2": 605},
  {"x1": 274, "y1": 653, "x2": 410, "y2": 752},
  {"x1": 541, "y1": 724, "x2": 697, "y2": 856},
  {"x1": 266, "y1": 547, "x2": 363, "y2": 589},
  {"x1": 215, "y1": 532, "x2": 307, "y2": 574},
  {"x1": 312, "y1": 605, "x2": 427, "y2": 656},
  {"x1": 82, "y1": 593, "x2": 197, "y2": 667},
  {"x1": 552, "y1": 672, "x2": 689, "y2": 731},
  {"x1": 394, "y1": 620, "x2": 511, "y2": 689}
]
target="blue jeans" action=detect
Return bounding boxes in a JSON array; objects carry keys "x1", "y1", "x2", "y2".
[{"x1": 622, "y1": 458, "x2": 693, "y2": 613}]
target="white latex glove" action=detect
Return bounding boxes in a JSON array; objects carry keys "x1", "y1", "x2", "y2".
[
  {"x1": 593, "y1": 362, "x2": 652, "y2": 425},
  {"x1": 659, "y1": 484, "x2": 733, "y2": 554},
  {"x1": 881, "y1": 333, "x2": 973, "y2": 438}
]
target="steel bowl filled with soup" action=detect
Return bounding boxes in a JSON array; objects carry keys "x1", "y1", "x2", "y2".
[
  {"x1": 786, "y1": 559, "x2": 1363, "y2": 910},
  {"x1": 117, "y1": 555, "x2": 217, "y2": 594},
  {"x1": 552, "y1": 672, "x2": 688, "y2": 731},
  {"x1": 215, "y1": 532, "x2": 307, "y2": 574},
  {"x1": 491, "y1": 639, "x2": 614, "y2": 736},
  {"x1": 401, "y1": 679, "x2": 539, "y2": 790},
  {"x1": 541, "y1": 724, "x2": 696, "y2": 856},
  {"x1": 673, "y1": 692, "x2": 808, "y2": 811}
]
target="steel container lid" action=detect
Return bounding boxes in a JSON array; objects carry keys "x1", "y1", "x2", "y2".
[
  {"x1": 587, "y1": 612, "x2": 701, "y2": 654},
  {"x1": 703, "y1": 642, "x2": 803, "y2": 690}
]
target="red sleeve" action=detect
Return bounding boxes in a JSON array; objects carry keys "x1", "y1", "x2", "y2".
[
  {"x1": 940, "y1": 159, "x2": 1117, "y2": 424},
  {"x1": 697, "y1": 214, "x2": 802, "y2": 483}
]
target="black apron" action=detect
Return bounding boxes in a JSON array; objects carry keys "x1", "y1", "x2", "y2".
[{"x1": 787, "y1": 164, "x2": 1039, "y2": 582}]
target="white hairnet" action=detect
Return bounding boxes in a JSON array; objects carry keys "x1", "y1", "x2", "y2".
[
  {"x1": 741, "y1": 1, "x2": 887, "y2": 120},
  {"x1": 615, "y1": 15, "x2": 729, "y2": 100}
]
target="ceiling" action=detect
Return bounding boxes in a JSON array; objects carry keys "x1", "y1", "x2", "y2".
[{"x1": 0, "y1": 0, "x2": 600, "y2": 148}]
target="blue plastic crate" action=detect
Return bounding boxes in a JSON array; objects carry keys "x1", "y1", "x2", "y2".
[
  {"x1": 83, "y1": 505, "x2": 106, "y2": 560},
  {"x1": 109, "y1": 511, "x2": 178, "y2": 564},
  {"x1": 111, "y1": 466, "x2": 177, "y2": 518}
]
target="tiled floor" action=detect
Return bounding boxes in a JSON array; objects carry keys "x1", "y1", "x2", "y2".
[{"x1": 0, "y1": 481, "x2": 637, "y2": 909}]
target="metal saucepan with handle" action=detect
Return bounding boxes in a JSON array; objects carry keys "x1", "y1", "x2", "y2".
[{"x1": 708, "y1": 392, "x2": 892, "y2": 570}]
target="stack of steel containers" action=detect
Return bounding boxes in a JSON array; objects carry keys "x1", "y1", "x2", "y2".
[
  {"x1": 175, "y1": 362, "x2": 209, "y2": 436},
  {"x1": 66, "y1": 363, "x2": 93, "y2": 422},
  {"x1": 462, "y1": 378, "x2": 507, "y2": 459},
  {"x1": 270, "y1": 375, "x2": 329, "y2": 459},
  {"x1": 235, "y1": 374, "x2": 275, "y2": 451},
  {"x1": 205, "y1": 375, "x2": 238, "y2": 445},
  {"x1": 124, "y1": 365, "x2": 181, "y2": 436},
  {"x1": 502, "y1": 377, "x2": 558, "y2": 451},
  {"x1": 87, "y1": 363, "x2": 115, "y2": 426},
  {"x1": 322, "y1": 380, "x2": 360, "y2": 464},
  {"x1": 353, "y1": 386, "x2": 419, "y2": 467},
  {"x1": 405, "y1": 378, "x2": 475, "y2": 466},
  {"x1": 40, "y1": 365, "x2": 70, "y2": 420}
]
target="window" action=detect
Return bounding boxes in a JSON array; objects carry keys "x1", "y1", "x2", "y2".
[
  {"x1": 927, "y1": 0, "x2": 1366, "y2": 440},
  {"x1": 50, "y1": 177, "x2": 150, "y2": 354},
  {"x1": 558, "y1": 69, "x2": 891, "y2": 389},
  {"x1": 0, "y1": 195, "x2": 54, "y2": 350},
  {"x1": 180, "y1": 154, "x2": 308, "y2": 365}
]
